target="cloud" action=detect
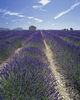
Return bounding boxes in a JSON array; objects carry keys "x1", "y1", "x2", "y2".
[
  {"x1": 32, "y1": 0, "x2": 51, "y2": 11},
  {"x1": 4, "y1": 11, "x2": 25, "y2": 18},
  {"x1": 28, "y1": 16, "x2": 34, "y2": 19},
  {"x1": 32, "y1": 5, "x2": 42, "y2": 9},
  {"x1": 28, "y1": 16, "x2": 43, "y2": 22},
  {"x1": 32, "y1": 5, "x2": 46, "y2": 12},
  {"x1": 0, "y1": 9, "x2": 25, "y2": 18},
  {"x1": 54, "y1": 2, "x2": 80, "y2": 19},
  {"x1": 34, "y1": 18, "x2": 43, "y2": 22},
  {"x1": 39, "y1": 0, "x2": 51, "y2": 6}
]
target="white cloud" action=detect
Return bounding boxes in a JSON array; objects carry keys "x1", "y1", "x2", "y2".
[
  {"x1": 54, "y1": 2, "x2": 80, "y2": 19},
  {"x1": 4, "y1": 11, "x2": 25, "y2": 18},
  {"x1": 0, "y1": 9, "x2": 25, "y2": 18},
  {"x1": 32, "y1": 5, "x2": 42, "y2": 9},
  {"x1": 32, "y1": 0, "x2": 51, "y2": 11},
  {"x1": 32, "y1": 5, "x2": 46, "y2": 12},
  {"x1": 39, "y1": 0, "x2": 51, "y2": 6},
  {"x1": 28, "y1": 16, "x2": 34, "y2": 19},
  {"x1": 28, "y1": 16, "x2": 43, "y2": 23},
  {"x1": 34, "y1": 18, "x2": 43, "y2": 22}
]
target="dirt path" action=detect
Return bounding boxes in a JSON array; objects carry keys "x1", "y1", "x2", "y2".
[{"x1": 41, "y1": 32, "x2": 73, "y2": 100}]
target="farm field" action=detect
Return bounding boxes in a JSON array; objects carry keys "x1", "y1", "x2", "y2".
[{"x1": 0, "y1": 30, "x2": 80, "y2": 100}]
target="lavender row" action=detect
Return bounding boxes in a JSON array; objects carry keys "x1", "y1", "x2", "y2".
[
  {"x1": 43, "y1": 30, "x2": 80, "y2": 92},
  {"x1": 23, "y1": 31, "x2": 45, "y2": 51},
  {"x1": 0, "y1": 30, "x2": 34, "y2": 64},
  {"x1": 0, "y1": 42, "x2": 16, "y2": 64},
  {"x1": 45, "y1": 30, "x2": 80, "y2": 38},
  {"x1": 0, "y1": 55, "x2": 60, "y2": 99},
  {"x1": 44, "y1": 30, "x2": 80, "y2": 42},
  {"x1": 0, "y1": 31, "x2": 62, "y2": 100}
]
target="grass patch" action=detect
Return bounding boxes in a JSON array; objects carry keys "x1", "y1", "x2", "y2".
[
  {"x1": 12, "y1": 40, "x2": 22, "y2": 48},
  {"x1": 27, "y1": 42, "x2": 44, "y2": 51}
]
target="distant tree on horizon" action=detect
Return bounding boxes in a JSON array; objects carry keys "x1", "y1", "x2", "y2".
[
  {"x1": 70, "y1": 28, "x2": 73, "y2": 31},
  {"x1": 29, "y1": 26, "x2": 37, "y2": 30},
  {"x1": 63, "y1": 28, "x2": 68, "y2": 31}
]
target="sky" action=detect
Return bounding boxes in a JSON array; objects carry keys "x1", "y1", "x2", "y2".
[{"x1": 0, "y1": 0, "x2": 80, "y2": 30}]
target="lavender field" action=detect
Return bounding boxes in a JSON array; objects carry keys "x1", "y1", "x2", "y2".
[{"x1": 0, "y1": 30, "x2": 80, "y2": 100}]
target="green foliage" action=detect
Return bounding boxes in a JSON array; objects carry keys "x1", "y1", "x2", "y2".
[
  {"x1": 13, "y1": 40, "x2": 22, "y2": 48},
  {"x1": 27, "y1": 42, "x2": 43, "y2": 51},
  {"x1": 0, "y1": 45, "x2": 14, "y2": 64},
  {"x1": 60, "y1": 37, "x2": 80, "y2": 47}
]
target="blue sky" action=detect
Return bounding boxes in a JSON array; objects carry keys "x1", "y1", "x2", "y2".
[{"x1": 0, "y1": 0, "x2": 80, "y2": 29}]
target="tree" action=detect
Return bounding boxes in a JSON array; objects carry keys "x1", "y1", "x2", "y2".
[
  {"x1": 70, "y1": 28, "x2": 73, "y2": 31},
  {"x1": 29, "y1": 26, "x2": 36, "y2": 30}
]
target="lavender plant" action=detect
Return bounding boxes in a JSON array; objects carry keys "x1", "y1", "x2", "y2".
[
  {"x1": 43, "y1": 30, "x2": 80, "y2": 92},
  {"x1": 0, "y1": 31, "x2": 62, "y2": 100}
]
